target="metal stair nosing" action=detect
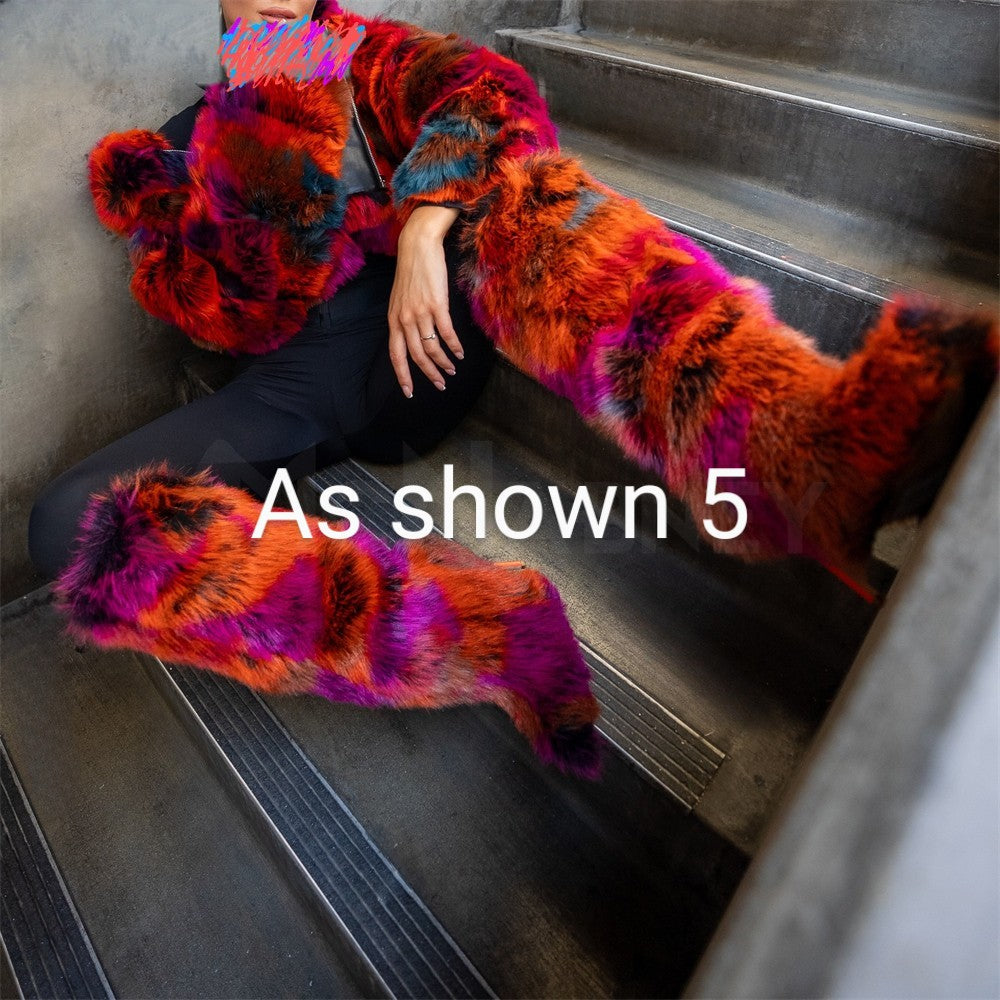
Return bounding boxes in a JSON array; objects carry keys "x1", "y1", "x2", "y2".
[
  {"x1": 0, "y1": 739, "x2": 115, "y2": 1000},
  {"x1": 306, "y1": 459, "x2": 727, "y2": 815},
  {"x1": 143, "y1": 658, "x2": 496, "y2": 1000}
]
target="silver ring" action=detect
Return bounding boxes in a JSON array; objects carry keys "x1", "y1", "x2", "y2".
[{"x1": 420, "y1": 333, "x2": 438, "y2": 341}]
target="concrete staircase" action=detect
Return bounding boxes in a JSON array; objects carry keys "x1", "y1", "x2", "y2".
[
  {"x1": 498, "y1": 0, "x2": 998, "y2": 354},
  {"x1": 3, "y1": 2, "x2": 997, "y2": 996}
]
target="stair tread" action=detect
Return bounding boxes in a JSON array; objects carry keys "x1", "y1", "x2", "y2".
[
  {"x1": 579, "y1": 0, "x2": 1000, "y2": 108},
  {"x1": 153, "y1": 661, "x2": 494, "y2": 1000},
  {"x1": 554, "y1": 122, "x2": 999, "y2": 311},
  {"x1": 0, "y1": 596, "x2": 363, "y2": 999},
  {"x1": 261, "y1": 678, "x2": 746, "y2": 999},
  {"x1": 501, "y1": 26, "x2": 1000, "y2": 145},
  {"x1": 151, "y1": 635, "x2": 744, "y2": 998}
]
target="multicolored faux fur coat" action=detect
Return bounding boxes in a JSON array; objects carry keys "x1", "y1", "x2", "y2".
[{"x1": 87, "y1": 0, "x2": 557, "y2": 354}]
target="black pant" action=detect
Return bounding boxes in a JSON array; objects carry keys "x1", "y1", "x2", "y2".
[{"x1": 28, "y1": 234, "x2": 496, "y2": 581}]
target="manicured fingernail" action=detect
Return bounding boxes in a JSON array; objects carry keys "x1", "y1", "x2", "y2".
[
  {"x1": 446, "y1": 368, "x2": 456, "y2": 376},
  {"x1": 455, "y1": 352, "x2": 465, "y2": 360},
  {"x1": 403, "y1": 387, "x2": 412, "y2": 398},
  {"x1": 435, "y1": 381, "x2": 445, "y2": 390}
]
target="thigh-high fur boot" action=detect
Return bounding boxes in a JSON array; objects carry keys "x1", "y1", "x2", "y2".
[
  {"x1": 52, "y1": 461, "x2": 602, "y2": 779},
  {"x1": 454, "y1": 153, "x2": 999, "y2": 589}
]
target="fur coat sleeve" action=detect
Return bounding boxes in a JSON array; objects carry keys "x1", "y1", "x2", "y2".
[
  {"x1": 338, "y1": 3, "x2": 560, "y2": 227},
  {"x1": 85, "y1": 1, "x2": 559, "y2": 356},
  {"x1": 87, "y1": 73, "x2": 359, "y2": 355}
]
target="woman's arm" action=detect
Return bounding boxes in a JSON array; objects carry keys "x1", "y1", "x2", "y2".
[
  {"x1": 86, "y1": 73, "x2": 353, "y2": 355},
  {"x1": 344, "y1": 11, "x2": 559, "y2": 393}
]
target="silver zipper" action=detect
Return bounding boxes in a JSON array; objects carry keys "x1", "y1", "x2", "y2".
[{"x1": 347, "y1": 76, "x2": 386, "y2": 190}]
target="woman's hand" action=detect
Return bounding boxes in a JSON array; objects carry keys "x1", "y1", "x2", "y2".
[{"x1": 389, "y1": 205, "x2": 463, "y2": 398}]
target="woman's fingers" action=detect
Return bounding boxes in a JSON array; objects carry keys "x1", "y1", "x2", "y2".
[
  {"x1": 402, "y1": 317, "x2": 447, "y2": 391},
  {"x1": 388, "y1": 324, "x2": 413, "y2": 398},
  {"x1": 432, "y1": 301, "x2": 464, "y2": 361},
  {"x1": 387, "y1": 231, "x2": 465, "y2": 395},
  {"x1": 415, "y1": 313, "x2": 456, "y2": 377}
]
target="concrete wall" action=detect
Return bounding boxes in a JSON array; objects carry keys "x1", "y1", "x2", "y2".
[
  {"x1": 0, "y1": 0, "x2": 562, "y2": 602},
  {"x1": 689, "y1": 389, "x2": 1000, "y2": 998},
  {"x1": 1, "y1": 0, "x2": 220, "y2": 600}
]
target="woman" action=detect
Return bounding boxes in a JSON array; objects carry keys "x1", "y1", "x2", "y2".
[{"x1": 31, "y1": 0, "x2": 995, "y2": 775}]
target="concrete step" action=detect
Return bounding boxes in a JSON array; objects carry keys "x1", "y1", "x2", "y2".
[
  {"x1": 580, "y1": 0, "x2": 1000, "y2": 107},
  {"x1": 261, "y1": 671, "x2": 746, "y2": 997},
  {"x1": 549, "y1": 123, "x2": 997, "y2": 356},
  {"x1": 147, "y1": 657, "x2": 495, "y2": 1000},
  {"x1": 0, "y1": 593, "x2": 365, "y2": 999},
  {"x1": 496, "y1": 26, "x2": 999, "y2": 256}
]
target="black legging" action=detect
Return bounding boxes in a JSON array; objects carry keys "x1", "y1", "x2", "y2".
[{"x1": 28, "y1": 232, "x2": 496, "y2": 581}]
